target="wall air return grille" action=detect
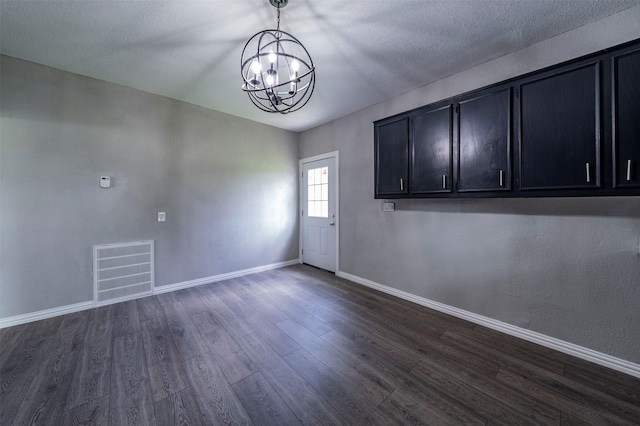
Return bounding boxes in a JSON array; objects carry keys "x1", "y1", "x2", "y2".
[{"x1": 93, "y1": 240, "x2": 154, "y2": 304}]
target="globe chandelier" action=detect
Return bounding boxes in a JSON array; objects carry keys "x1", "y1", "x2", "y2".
[{"x1": 240, "y1": 0, "x2": 315, "y2": 114}]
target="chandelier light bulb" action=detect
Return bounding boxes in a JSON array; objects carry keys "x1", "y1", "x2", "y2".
[
  {"x1": 266, "y1": 74, "x2": 274, "y2": 86},
  {"x1": 251, "y1": 59, "x2": 262, "y2": 74},
  {"x1": 268, "y1": 49, "x2": 277, "y2": 63},
  {"x1": 291, "y1": 59, "x2": 299, "y2": 72}
]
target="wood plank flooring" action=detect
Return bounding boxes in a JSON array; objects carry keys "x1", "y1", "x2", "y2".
[{"x1": 1, "y1": 264, "x2": 639, "y2": 425}]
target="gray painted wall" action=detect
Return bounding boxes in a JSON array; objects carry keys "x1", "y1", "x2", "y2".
[
  {"x1": 1, "y1": 55, "x2": 299, "y2": 319},
  {"x1": 300, "y1": 8, "x2": 640, "y2": 364}
]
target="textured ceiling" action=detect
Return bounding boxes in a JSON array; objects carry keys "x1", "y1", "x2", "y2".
[{"x1": 1, "y1": 0, "x2": 639, "y2": 132}]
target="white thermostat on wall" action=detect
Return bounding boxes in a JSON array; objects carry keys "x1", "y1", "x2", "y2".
[{"x1": 100, "y1": 176, "x2": 111, "y2": 188}]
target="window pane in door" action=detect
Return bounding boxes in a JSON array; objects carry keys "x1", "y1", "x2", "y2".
[
  {"x1": 307, "y1": 166, "x2": 329, "y2": 218},
  {"x1": 321, "y1": 167, "x2": 328, "y2": 183}
]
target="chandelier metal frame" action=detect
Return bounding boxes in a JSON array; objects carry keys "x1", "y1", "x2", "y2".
[{"x1": 240, "y1": 0, "x2": 316, "y2": 114}]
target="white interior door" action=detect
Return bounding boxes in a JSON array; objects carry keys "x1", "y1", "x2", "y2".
[{"x1": 301, "y1": 156, "x2": 337, "y2": 272}]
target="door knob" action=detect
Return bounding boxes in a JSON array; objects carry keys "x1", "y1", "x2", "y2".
[{"x1": 329, "y1": 222, "x2": 335, "y2": 226}]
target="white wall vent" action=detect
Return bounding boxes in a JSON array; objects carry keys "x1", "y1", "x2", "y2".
[{"x1": 93, "y1": 240, "x2": 154, "y2": 304}]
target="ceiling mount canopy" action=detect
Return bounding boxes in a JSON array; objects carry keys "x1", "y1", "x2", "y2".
[
  {"x1": 240, "y1": 0, "x2": 315, "y2": 114},
  {"x1": 269, "y1": 0, "x2": 288, "y2": 8}
]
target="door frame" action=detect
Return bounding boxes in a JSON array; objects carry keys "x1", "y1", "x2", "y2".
[{"x1": 299, "y1": 151, "x2": 339, "y2": 273}]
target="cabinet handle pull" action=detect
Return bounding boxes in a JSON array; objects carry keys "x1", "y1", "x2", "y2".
[
  {"x1": 442, "y1": 174, "x2": 447, "y2": 189},
  {"x1": 627, "y1": 160, "x2": 632, "y2": 181},
  {"x1": 585, "y1": 163, "x2": 591, "y2": 183},
  {"x1": 499, "y1": 169, "x2": 504, "y2": 187},
  {"x1": 400, "y1": 178, "x2": 404, "y2": 191}
]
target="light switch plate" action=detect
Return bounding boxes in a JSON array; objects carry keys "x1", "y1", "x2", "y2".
[
  {"x1": 158, "y1": 212, "x2": 166, "y2": 222},
  {"x1": 382, "y1": 202, "x2": 395, "y2": 212}
]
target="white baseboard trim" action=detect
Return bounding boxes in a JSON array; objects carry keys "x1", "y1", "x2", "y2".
[
  {"x1": 0, "y1": 259, "x2": 300, "y2": 329},
  {"x1": 0, "y1": 301, "x2": 94, "y2": 329},
  {"x1": 153, "y1": 259, "x2": 300, "y2": 294},
  {"x1": 337, "y1": 271, "x2": 640, "y2": 379}
]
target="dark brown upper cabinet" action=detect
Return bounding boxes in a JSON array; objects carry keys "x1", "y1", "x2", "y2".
[
  {"x1": 412, "y1": 105, "x2": 454, "y2": 194},
  {"x1": 519, "y1": 61, "x2": 601, "y2": 191},
  {"x1": 458, "y1": 87, "x2": 511, "y2": 192},
  {"x1": 612, "y1": 47, "x2": 640, "y2": 188},
  {"x1": 373, "y1": 39, "x2": 640, "y2": 199},
  {"x1": 375, "y1": 116, "x2": 409, "y2": 196}
]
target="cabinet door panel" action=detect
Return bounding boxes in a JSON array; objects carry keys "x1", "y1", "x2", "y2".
[
  {"x1": 613, "y1": 49, "x2": 640, "y2": 188},
  {"x1": 375, "y1": 117, "x2": 409, "y2": 196},
  {"x1": 459, "y1": 88, "x2": 511, "y2": 192},
  {"x1": 520, "y1": 63, "x2": 600, "y2": 190},
  {"x1": 412, "y1": 106, "x2": 453, "y2": 193}
]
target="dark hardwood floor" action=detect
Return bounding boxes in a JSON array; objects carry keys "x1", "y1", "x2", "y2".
[{"x1": 1, "y1": 264, "x2": 639, "y2": 425}]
